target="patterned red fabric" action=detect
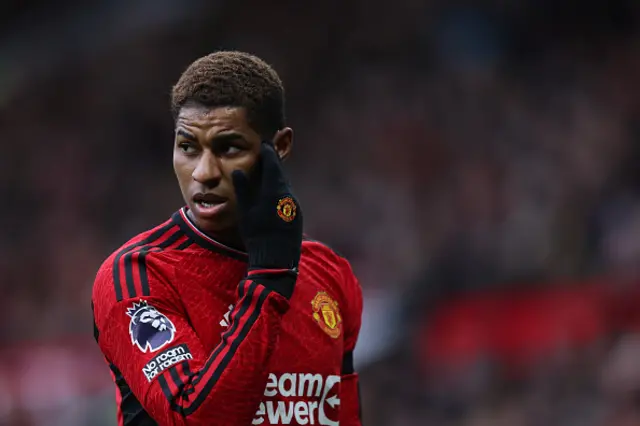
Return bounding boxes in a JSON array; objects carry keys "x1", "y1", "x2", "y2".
[{"x1": 92, "y1": 208, "x2": 363, "y2": 426}]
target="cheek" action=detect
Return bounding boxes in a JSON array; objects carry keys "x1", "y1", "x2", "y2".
[
  {"x1": 173, "y1": 156, "x2": 193, "y2": 184},
  {"x1": 222, "y1": 152, "x2": 258, "y2": 177}
]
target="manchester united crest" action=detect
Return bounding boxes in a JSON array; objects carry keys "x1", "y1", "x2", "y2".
[
  {"x1": 311, "y1": 291, "x2": 342, "y2": 339},
  {"x1": 276, "y1": 196, "x2": 297, "y2": 222}
]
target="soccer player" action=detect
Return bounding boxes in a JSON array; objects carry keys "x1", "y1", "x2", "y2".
[{"x1": 91, "y1": 51, "x2": 363, "y2": 425}]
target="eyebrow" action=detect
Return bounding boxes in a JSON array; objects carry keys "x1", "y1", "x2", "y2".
[
  {"x1": 175, "y1": 129, "x2": 247, "y2": 144},
  {"x1": 175, "y1": 129, "x2": 196, "y2": 140},
  {"x1": 210, "y1": 132, "x2": 246, "y2": 143}
]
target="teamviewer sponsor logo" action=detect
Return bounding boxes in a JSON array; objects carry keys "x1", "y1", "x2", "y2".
[
  {"x1": 142, "y1": 344, "x2": 193, "y2": 382},
  {"x1": 252, "y1": 373, "x2": 341, "y2": 425}
]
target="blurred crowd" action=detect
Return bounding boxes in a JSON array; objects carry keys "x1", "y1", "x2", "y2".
[{"x1": 1, "y1": 0, "x2": 640, "y2": 424}]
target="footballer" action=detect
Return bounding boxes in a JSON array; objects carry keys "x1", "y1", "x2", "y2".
[{"x1": 91, "y1": 51, "x2": 363, "y2": 425}]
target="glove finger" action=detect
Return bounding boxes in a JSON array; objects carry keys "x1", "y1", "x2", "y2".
[
  {"x1": 232, "y1": 169, "x2": 252, "y2": 211},
  {"x1": 259, "y1": 142, "x2": 287, "y2": 194}
]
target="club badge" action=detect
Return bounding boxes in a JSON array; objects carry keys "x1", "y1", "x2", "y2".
[
  {"x1": 311, "y1": 291, "x2": 342, "y2": 339},
  {"x1": 277, "y1": 196, "x2": 297, "y2": 222}
]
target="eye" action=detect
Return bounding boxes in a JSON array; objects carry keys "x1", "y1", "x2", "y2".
[
  {"x1": 225, "y1": 146, "x2": 241, "y2": 155},
  {"x1": 216, "y1": 140, "x2": 246, "y2": 157},
  {"x1": 177, "y1": 142, "x2": 198, "y2": 155}
]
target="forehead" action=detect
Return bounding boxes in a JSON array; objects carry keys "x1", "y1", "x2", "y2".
[{"x1": 176, "y1": 105, "x2": 251, "y2": 132}]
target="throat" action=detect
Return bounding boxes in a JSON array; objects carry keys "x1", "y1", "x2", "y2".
[{"x1": 185, "y1": 208, "x2": 245, "y2": 251}]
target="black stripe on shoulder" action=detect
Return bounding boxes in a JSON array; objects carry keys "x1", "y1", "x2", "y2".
[
  {"x1": 122, "y1": 226, "x2": 183, "y2": 300},
  {"x1": 122, "y1": 251, "x2": 138, "y2": 301},
  {"x1": 136, "y1": 228, "x2": 186, "y2": 296},
  {"x1": 175, "y1": 240, "x2": 193, "y2": 251},
  {"x1": 117, "y1": 226, "x2": 189, "y2": 300},
  {"x1": 110, "y1": 363, "x2": 158, "y2": 426},
  {"x1": 112, "y1": 221, "x2": 174, "y2": 301},
  {"x1": 302, "y1": 236, "x2": 347, "y2": 259}
]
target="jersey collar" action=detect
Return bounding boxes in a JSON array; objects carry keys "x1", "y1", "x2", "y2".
[{"x1": 171, "y1": 207, "x2": 248, "y2": 261}]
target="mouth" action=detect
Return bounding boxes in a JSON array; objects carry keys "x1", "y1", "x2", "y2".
[{"x1": 192, "y1": 193, "x2": 228, "y2": 216}]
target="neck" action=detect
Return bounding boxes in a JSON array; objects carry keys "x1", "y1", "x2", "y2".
[{"x1": 185, "y1": 209, "x2": 245, "y2": 252}]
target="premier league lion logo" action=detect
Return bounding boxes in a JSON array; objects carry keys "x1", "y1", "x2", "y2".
[{"x1": 126, "y1": 301, "x2": 176, "y2": 353}]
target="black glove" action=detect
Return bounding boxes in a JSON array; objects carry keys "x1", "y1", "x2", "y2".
[{"x1": 232, "y1": 142, "x2": 303, "y2": 278}]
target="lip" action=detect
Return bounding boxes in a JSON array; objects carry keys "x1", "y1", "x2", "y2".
[
  {"x1": 193, "y1": 192, "x2": 227, "y2": 204},
  {"x1": 192, "y1": 193, "x2": 228, "y2": 219},
  {"x1": 191, "y1": 199, "x2": 228, "y2": 219}
]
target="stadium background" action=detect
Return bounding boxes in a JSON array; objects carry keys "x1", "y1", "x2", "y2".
[{"x1": 1, "y1": 0, "x2": 640, "y2": 424}]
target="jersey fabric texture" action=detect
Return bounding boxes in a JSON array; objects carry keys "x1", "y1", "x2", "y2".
[{"x1": 92, "y1": 208, "x2": 363, "y2": 426}]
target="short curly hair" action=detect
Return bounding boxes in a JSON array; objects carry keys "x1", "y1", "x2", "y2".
[{"x1": 171, "y1": 51, "x2": 285, "y2": 138}]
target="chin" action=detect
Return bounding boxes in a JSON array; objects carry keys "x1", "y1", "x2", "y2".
[
  {"x1": 200, "y1": 217, "x2": 235, "y2": 233},
  {"x1": 189, "y1": 206, "x2": 236, "y2": 233}
]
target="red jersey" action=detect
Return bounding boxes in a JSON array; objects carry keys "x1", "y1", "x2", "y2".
[{"x1": 92, "y1": 208, "x2": 363, "y2": 426}]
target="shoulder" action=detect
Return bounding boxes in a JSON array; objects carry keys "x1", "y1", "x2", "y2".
[
  {"x1": 302, "y1": 236, "x2": 347, "y2": 258},
  {"x1": 92, "y1": 218, "x2": 192, "y2": 313},
  {"x1": 301, "y1": 236, "x2": 361, "y2": 298},
  {"x1": 302, "y1": 237, "x2": 349, "y2": 273}
]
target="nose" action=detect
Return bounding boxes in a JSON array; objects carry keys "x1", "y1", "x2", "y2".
[{"x1": 192, "y1": 151, "x2": 222, "y2": 186}]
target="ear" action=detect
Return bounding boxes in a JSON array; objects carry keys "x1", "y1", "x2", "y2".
[{"x1": 272, "y1": 127, "x2": 293, "y2": 161}]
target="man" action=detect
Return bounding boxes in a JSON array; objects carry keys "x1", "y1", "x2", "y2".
[{"x1": 92, "y1": 51, "x2": 363, "y2": 425}]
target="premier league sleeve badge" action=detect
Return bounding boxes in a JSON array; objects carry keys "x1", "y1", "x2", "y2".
[{"x1": 126, "y1": 300, "x2": 177, "y2": 353}]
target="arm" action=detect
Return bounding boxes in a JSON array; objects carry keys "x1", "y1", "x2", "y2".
[
  {"x1": 94, "y1": 265, "x2": 293, "y2": 426},
  {"x1": 339, "y1": 264, "x2": 364, "y2": 425},
  {"x1": 95, "y1": 142, "x2": 304, "y2": 425}
]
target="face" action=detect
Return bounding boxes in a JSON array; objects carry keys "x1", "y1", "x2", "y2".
[{"x1": 173, "y1": 104, "x2": 292, "y2": 237}]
